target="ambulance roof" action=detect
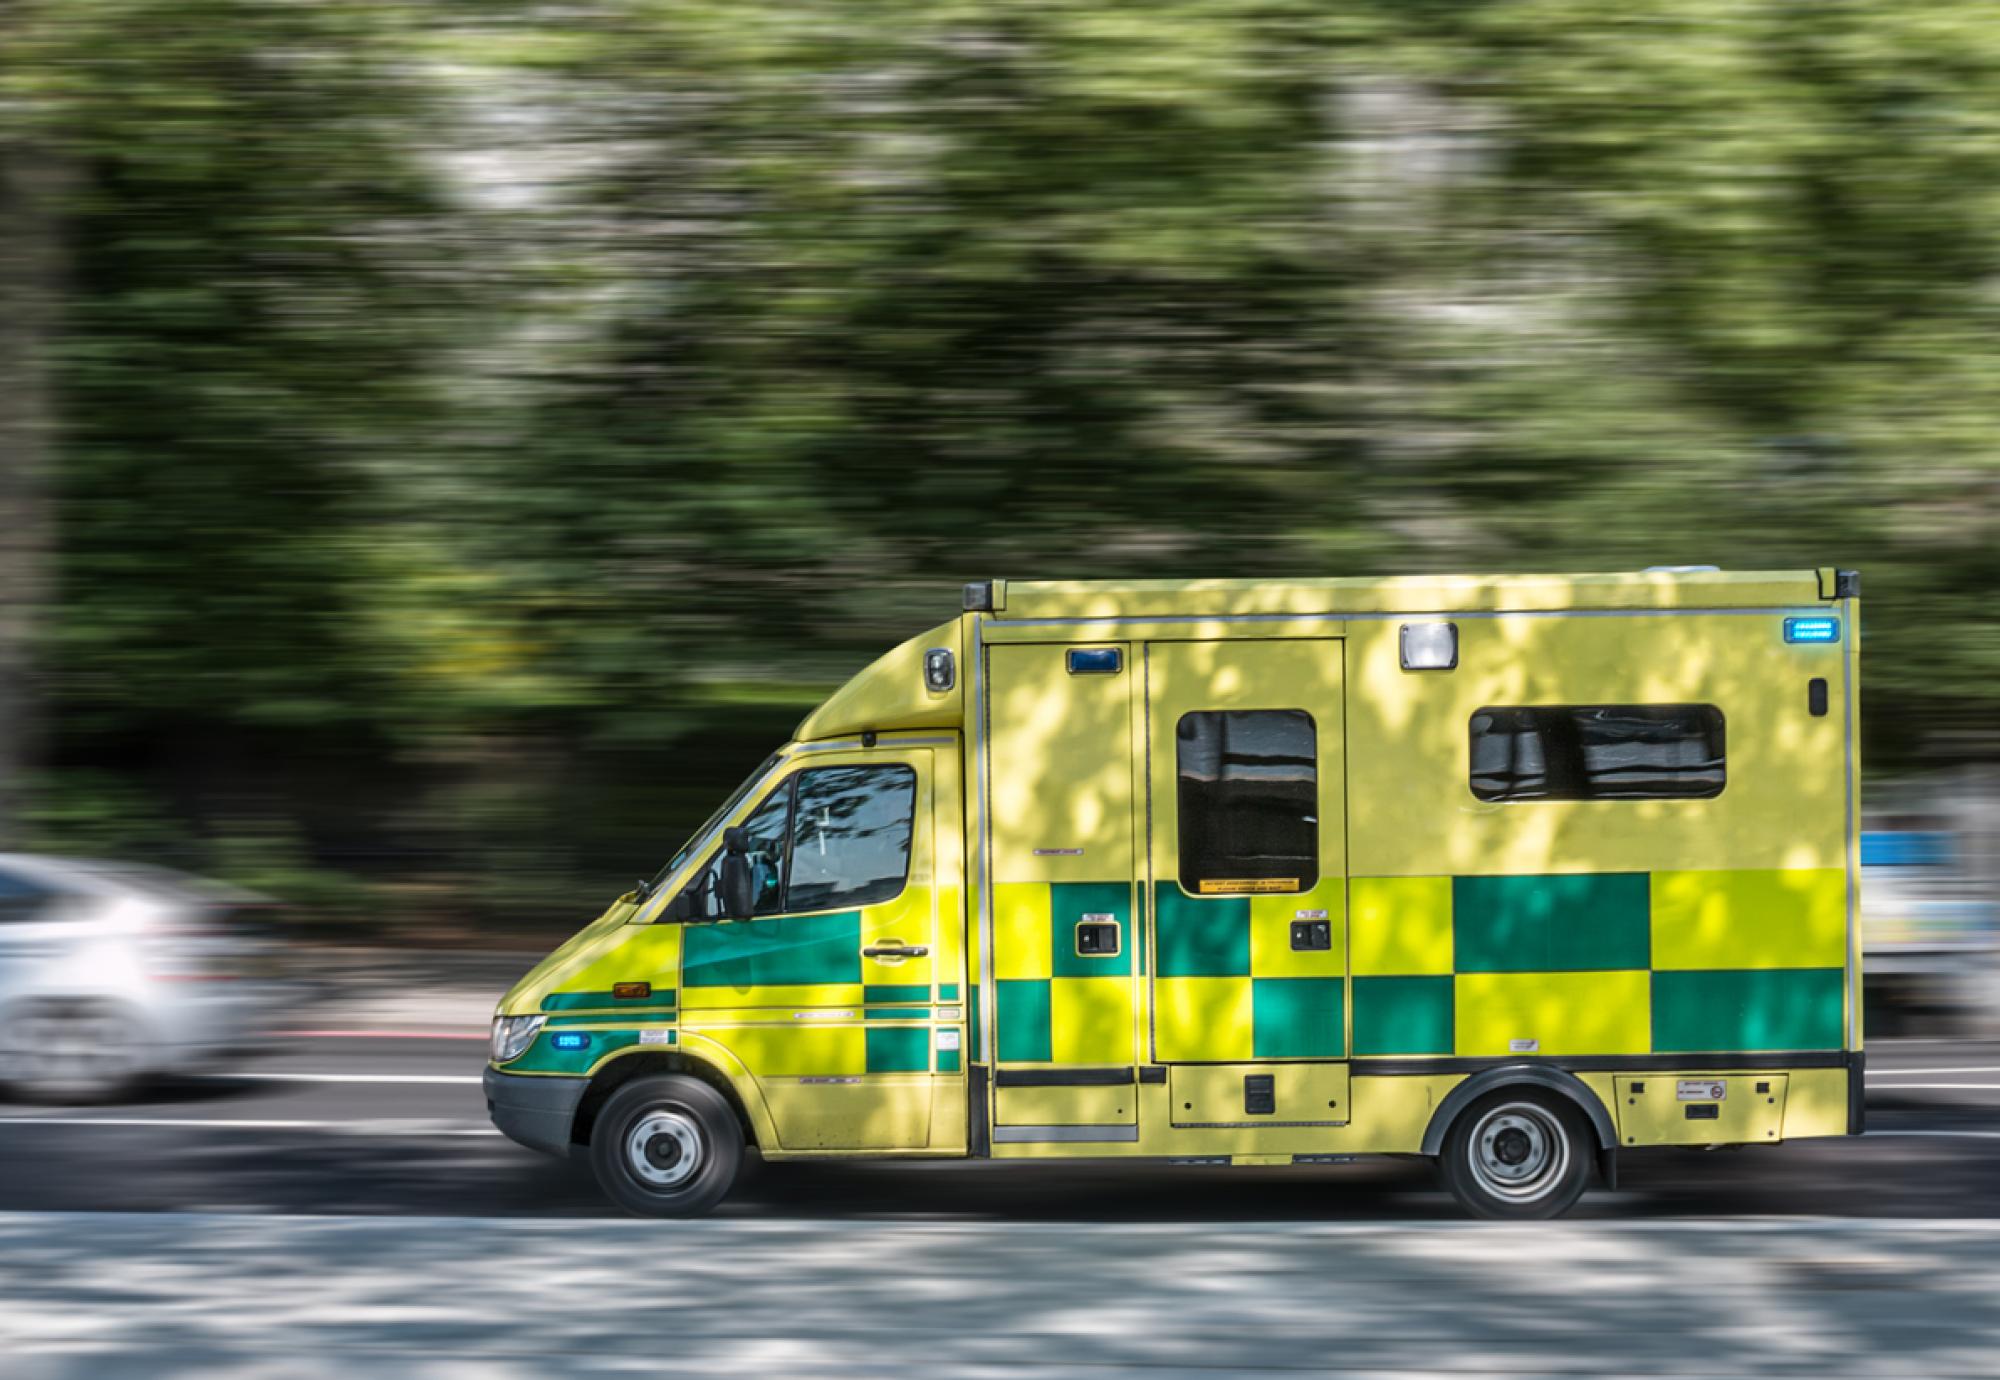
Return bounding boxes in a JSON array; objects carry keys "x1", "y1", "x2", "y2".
[{"x1": 977, "y1": 568, "x2": 1846, "y2": 621}]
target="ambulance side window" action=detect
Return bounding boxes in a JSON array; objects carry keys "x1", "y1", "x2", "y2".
[
  {"x1": 785, "y1": 765, "x2": 917, "y2": 913},
  {"x1": 1468, "y1": 704, "x2": 1726, "y2": 802},
  {"x1": 690, "y1": 786, "x2": 793, "y2": 920},
  {"x1": 1176, "y1": 709, "x2": 1319, "y2": 894}
]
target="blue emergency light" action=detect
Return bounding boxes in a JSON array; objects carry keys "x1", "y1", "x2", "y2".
[
  {"x1": 1783, "y1": 616, "x2": 1840, "y2": 644},
  {"x1": 551, "y1": 1032, "x2": 591, "y2": 1051},
  {"x1": 1066, "y1": 647, "x2": 1123, "y2": 675}
]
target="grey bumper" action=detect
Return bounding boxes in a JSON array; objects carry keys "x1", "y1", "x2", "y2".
[{"x1": 485, "y1": 1066, "x2": 588, "y2": 1158}]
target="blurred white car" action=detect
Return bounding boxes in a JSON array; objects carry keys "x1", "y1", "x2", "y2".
[{"x1": 0, "y1": 855, "x2": 279, "y2": 1102}]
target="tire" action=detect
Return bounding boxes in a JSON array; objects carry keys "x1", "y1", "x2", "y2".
[
  {"x1": 589, "y1": 1074, "x2": 745, "y2": 1218},
  {"x1": 1439, "y1": 1089, "x2": 1593, "y2": 1220},
  {"x1": 0, "y1": 1000, "x2": 147, "y2": 1105}
]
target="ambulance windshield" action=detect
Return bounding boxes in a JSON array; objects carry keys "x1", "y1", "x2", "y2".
[{"x1": 645, "y1": 750, "x2": 785, "y2": 894}]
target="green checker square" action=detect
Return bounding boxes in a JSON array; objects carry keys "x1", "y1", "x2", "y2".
[
  {"x1": 1251, "y1": 978, "x2": 1345, "y2": 1059},
  {"x1": 1351, "y1": 975, "x2": 1454, "y2": 1056},
  {"x1": 1052, "y1": 881, "x2": 1133, "y2": 977},
  {"x1": 1452, "y1": 874, "x2": 1650, "y2": 973},
  {"x1": 995, "y1": 978, "x2": 1052, "y2": 1062},
  {"x1": 865, "y1": 1025, "x2": 931, "y2": 1073},
  {"x1": 1652, "y1": 968, "x2": 1844, "y2": 1052},
  {"x1": 682, "y1": 911, "x2": 863, "y2": 987},
  {"x1": 863, "y1": 983, "x2": 930, "y2": 1003},
  {"x1": 1154, "y1": 883, "x2": 1250, "y2": 977},
  {"x1": 937, "y1": 1046, "x2": 961, "y2": 1074}
]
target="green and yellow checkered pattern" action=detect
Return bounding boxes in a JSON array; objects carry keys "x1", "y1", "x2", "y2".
[
  {"x1": 994, "y1": 869, "x2": 1847, "y2": 1066},
  {"x1": 1349, "y1": 869, "x2": 1847, "y2": 1057},
  {"x1": 993, "y1": 881, "x2": 1138, "y2": 1064},
  {"x1": 1150, "y1": 879, "x2": 1348, "y2": 1062}
]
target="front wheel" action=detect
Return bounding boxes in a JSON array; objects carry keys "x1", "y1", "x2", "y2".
[
  {"x1": 1439, "y1": 1090, "x2": 1592, "y2": 1220},
  {"x1": 589, "y1": 1074, "x2": 744, "y2": 1218}
]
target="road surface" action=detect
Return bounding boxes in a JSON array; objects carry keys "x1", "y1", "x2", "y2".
[
  {"x1": 0, "y1": 1032, "x2": 1995, "y2": 1219},
  {"x1": 3, "y1": 1023, "x2": 1998, "y2": 1374}
]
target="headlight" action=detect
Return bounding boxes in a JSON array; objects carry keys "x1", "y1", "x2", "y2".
[{"x1": 490, "y1": 1014, "x2": 546, "y2": 1064}]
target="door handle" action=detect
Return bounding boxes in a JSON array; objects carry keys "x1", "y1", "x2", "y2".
[{"x1": 862, "y1": 943, "x2": 930, "y2": 959}]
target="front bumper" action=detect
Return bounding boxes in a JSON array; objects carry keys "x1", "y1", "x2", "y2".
[{"x1": 485, "y1": 1066, "x2": 588, "y2": 1158}]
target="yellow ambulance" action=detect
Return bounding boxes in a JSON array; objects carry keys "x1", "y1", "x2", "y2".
[{"x1": 486, "y1": 568, "x2": 1863, "y2": 1218}]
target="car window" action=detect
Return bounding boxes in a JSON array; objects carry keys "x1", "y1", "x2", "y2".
[
  {"x1": 688, "y1": 786, "x2": 793, "y2": 920},
  {"x1": 0, "y1": 868, "x2": 52, "y2": 924},
  {"x1": 1469, "y1": 704, "x2": 1725, "y2": 801},
  {"x1": 784, "y1": 765, "x2": 917, "y2": 913},
  {"x1": 1176, "y1": 709, "x2": 1319, "y2": 894}
]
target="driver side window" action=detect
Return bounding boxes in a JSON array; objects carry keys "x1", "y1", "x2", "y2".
[
  {"x1": 689, "y1": 786, "x2": 791, "y2": 921},
  {"x1": 684, "y1": 762, "x2": 917, "y2": 920}
]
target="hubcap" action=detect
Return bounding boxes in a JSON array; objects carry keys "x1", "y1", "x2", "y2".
[
  {"x1": 10, "y1": 1006, "x2": 136, "y2": 1099},
  {"x1": 625, "y1": 1108, "x2": 704, "y2": 1189},
  {"x1": 1468, "y1": 1101, "x2": 1569, "y2": 1202}
]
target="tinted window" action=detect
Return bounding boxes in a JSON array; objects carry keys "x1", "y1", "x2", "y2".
[
  {"x1": 1469, "y1": 705, "x2": 1726, "y2": 802},
  {"x1": 1177, "y1": 710, "x2": 1318, "y2": 894},
  {"x1": 689, "y1": 786, "x2": 792, "y2": 920},
  {"x1": 786, "y1": 765, "x2": 917, "y2": 912},
  {"x1": 0, "y1": 869, "x2": 51, "y2": 924}
]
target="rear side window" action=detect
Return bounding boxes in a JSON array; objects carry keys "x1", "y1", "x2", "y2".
[
  {"x1": 1176, "y1": 709, "x2": 1319, "y2": 894},
  {"x1": 1469, "y1": 705, "x2": 1726, "y2": 802}
]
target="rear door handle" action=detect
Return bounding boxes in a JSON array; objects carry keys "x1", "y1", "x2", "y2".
[{"x1": 862, "y1": 943, "x2": 929, "y2": 959}]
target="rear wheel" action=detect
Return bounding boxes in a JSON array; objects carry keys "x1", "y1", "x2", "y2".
[
  {"x1": 0, "y1": 1001, "x2": 146, "y2": 1104},
  {"x1": 589, "y1": 1074, "x2": 744, "y2": 1218},
  {"x1": 1440, "y1": 1090, "x2": 1592, "y2": 1220}
]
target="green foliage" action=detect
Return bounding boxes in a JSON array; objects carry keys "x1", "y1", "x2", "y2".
[{"x1": 7, "y1": 0, "x2": 2000, "y2": 928}]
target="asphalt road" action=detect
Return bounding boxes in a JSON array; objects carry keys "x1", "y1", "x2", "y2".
[
  {"x1": 1, "y1": 1032, "x2": 1995, "y2": 1221},
  {"x1": 7, "y1": 1031, "x2": 2000, "y2": 1375}
]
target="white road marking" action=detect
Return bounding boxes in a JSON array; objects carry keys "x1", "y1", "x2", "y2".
[
  {"x1": 1871, "y1": 1066, "x2": 2000, "y2": 1076},
  {"x1": 216, "y1": 1072, "x2": 483, "y2": 1086},
  {"x1": 0, "y1": 1116, "x2": 499, "y2": 1135},
  {"x1": 1865, "y1": 1083, "x2": 2000, "y2": 1091},
  {"x1": 265, "y1": 1029, "x2": 487, "y2": 1042},
  {"x1": 1865, "y1": 1129, "x2": 2000, "y2": 1140}
]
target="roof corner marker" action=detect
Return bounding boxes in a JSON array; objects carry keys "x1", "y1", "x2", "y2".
[
  {"x1": 962, "y1": 580, "x2": 996, "y2": 613},
  {"x1": 1834, "y1": 569, "x2": 1861, "y2": 599}
]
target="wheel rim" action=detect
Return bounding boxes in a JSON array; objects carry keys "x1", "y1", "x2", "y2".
[
  {"x1": 624, "y1": 1107, "x2": 705, "y2": 1190},
  {"x1": 11, "y1": 1006, "x2": 136, "y2": 1098},
  {"x1": 1467, "y1": 1101, "x2": 1569, "y2": 1203}
]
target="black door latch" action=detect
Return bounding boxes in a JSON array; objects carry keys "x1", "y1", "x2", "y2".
[
  {"x1": 1075, "y1": 920, "x2": 1121, "y2": 956},
  {"x1": 1290, "y1": 919, "x2": 1331, "y2": 951}
]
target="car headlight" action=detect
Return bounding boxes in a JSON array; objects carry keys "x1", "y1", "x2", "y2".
[{"x1": 490, "y1": 1014, "x2": 546, "y2": 1064}]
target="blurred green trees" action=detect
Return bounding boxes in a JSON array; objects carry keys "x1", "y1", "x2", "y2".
[{"x1": 4, "y1": 0, "x2": 1999, "y2": 928}]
